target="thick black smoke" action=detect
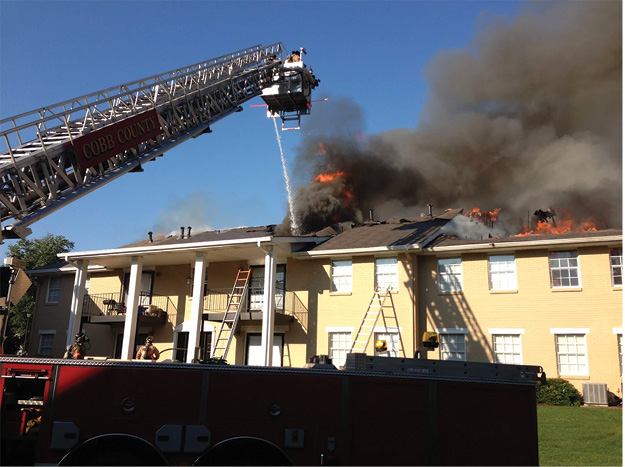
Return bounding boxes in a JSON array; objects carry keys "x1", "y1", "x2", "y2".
[{"x1": 281, "y1": 1, "x2": 622, "y2": 235}]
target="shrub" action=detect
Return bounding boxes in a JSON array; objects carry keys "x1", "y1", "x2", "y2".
[{"x1": 536, "y1": 378, "x2": 582, "y2": 406}]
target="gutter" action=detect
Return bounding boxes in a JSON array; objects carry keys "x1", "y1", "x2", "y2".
[
  {"x1": 60, "y1": 236, "x2": 276, "y2": 262},
  {"x1": 293, "y1": 243, "x2": 422, "y2": 259},
  {"x1": 424, "y1": 234, "x2": 622, "y2": 254}
]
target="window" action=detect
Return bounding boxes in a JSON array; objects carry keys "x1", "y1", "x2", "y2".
[
  {"x1": 549, "y1": 251, "x2": 580, "y2": 288},
  {"x1": 555, "y1": 334, "x2": 588, "y2": 376},
  {"x1": 375, "y1": 258, "x2": 398, "y2": 292},
  {"x1": 488, "y1": 255, "x2": 517, "y2": 291},
  {"x1": 610, "y1": 248, "x2": 622, "y2": 286},
  {"x1": 438, "y1": 258, "x2": 462, "y2": 292},
  {"x1": 439, "y1": 332, "x2": 466, "y2": 361},
  {"x1": 46, "y1": 277, "x2": 62, "y2": 303},
  {"x1": 374, "y1": 331, "x2": 401, "y2": 357},
  {"x1": 328, "y1": 331, "x2": 351, "y2": 367},
  {"x1": 331, "y1": 260, "x2": 352, "y2": 293},
  {"x1": 492, "y1": 334, "x2": 522, "y2": 364},
  {"x1": 38, "y1": 332, "x2": 54, "y2": 356}
]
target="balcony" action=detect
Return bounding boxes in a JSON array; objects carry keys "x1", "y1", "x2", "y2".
[
  {"x1": 203, "y1": 289, "x2": 308, "y2": 330},
  {"x1": 82, "y1": 292, "x2": 172, "y2": 326}
]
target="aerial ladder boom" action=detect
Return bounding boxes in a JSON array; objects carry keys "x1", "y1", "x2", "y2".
[{"x1": 0, "y1": 43, "x2": 316, "y2": 240}]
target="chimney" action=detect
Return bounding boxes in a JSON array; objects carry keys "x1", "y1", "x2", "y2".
[
  {"x1": 148, "y1": 232, "x2": 153, "y2": 242},
  {"x1": 180, "y1": 227, "x2": 185, "y2": 239},
  {"x1": 187, "y1": 226, "x2": 192, "y2": 238},
  {"x1": 427, "y1": 204, "x2": 433, "y2": 217}
]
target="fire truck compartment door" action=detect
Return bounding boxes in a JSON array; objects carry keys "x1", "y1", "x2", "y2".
[{"x1": 51, "y1": 421, "x2": 79, "y2": 450}]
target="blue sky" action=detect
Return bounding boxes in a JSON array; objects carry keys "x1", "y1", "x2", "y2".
[{"x1": 0, "y1": 0, "x2": 522, "y2": 253}]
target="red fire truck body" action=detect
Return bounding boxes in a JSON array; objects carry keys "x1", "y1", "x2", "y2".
[{"x1": 1, "y1": 355, "x2": 542, "y2": 466}]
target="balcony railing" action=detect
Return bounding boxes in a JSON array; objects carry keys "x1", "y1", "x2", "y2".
[
  {"x1": 203, "y1": 289, "x2": 308, "y2": 330},
  {"x1": 83, "y1": 292, "x2": 174, "y2": 317}
]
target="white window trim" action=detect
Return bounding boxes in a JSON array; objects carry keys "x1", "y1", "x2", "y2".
[
  {"x1": 610, "y1": 248, "x2": 623, "y2": 287},
  {"x1": 488, "y1": 254, "x2": 518, "y2": 291},
  {"x1": 549, "y1": 251, "x2": 582, "y2": 289},
  {"x1": 38, "y1": 330, "x2": 56, "y2": 355},
  {"x1": 550, "y1": 328, "x2": 590, "y2": 334},
  {"x1": 490, "y1": 332, "x2": 524, "y2": 365},
  {"x1": 46, "y1": 276, "x2": 62, "y2": 304},
  {"x1": 488, "y1": 328, "x2": 525, "y2": 335},
  {"x1": 435, "y1": 328, "x2": 469, "y2": 334},
  {"x1": 331, "y1": 259, "x2": 353, "y2": 293},
  {"x1": 437, "y1": 257, "x2": 463, "y2": 293},
  {"x1": 373, "y1": 326, "x2": 402, "y2": 333},
  {"x1": 375, "y1": 257, "x2": 399, "y2": 292},
  {"x1": 613, "y1": 328, "x2": 623, "y2": 334},
  {"x1": 326, "y1": 326, "x2": 355, "y2": 333},
  {"x1": 553, "y1": 332, "x2": 589, "y2": 376}
]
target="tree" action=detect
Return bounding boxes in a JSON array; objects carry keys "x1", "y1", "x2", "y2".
[{"x1": 3, "y1": 234, "x2": 74, "y2": 354}]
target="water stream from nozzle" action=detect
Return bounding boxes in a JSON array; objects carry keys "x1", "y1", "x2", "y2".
[{"x1": 273, "y1": 118, "x2": 300, "y2": 235}]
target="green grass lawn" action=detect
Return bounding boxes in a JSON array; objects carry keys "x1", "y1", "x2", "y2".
[{"x1": 537, "y1": 405, "x2": 622, "y2": 466}]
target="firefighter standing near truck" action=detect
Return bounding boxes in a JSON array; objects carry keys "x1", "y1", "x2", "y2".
[
  {"x1": 136, "y1": 336, "x2": 160, "y2": 361},
  {"x1": 64, "y1": 332, "x2": 89, "y2": 359}
]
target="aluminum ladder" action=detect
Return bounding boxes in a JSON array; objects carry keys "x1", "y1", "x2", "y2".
[
  {"x1": 0, "y1": 43, "x2": 285, "y2": 239},
  {"x1": 211, "y1": 269, "x2": 251, "y2": 360},
  {"x1": 350, "y1": 289, "x2": 406, "y2": 357}
]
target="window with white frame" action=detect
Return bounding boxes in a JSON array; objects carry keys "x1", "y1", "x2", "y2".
[
  {"x1": 549, "y1": 251, "x2": 580, "y2": 288},
  {"x1": 375, "y1": 258, "x2": 398, "y2": 292},
  {"x1": 328, "y1": 331, "x2": 351, "y2": 367},
  {"x1": 439, "y1": 332, "x2": 466, "y2": 361},
  {"x1": 438, "y1": 258, "x2": 463, "y2": 292},
  {"x1": 38, "y1": 332, "x2": 55, "y2": 356},
  {"x1": 610, "y1": 248, "x2": 622, "y2": 287},
  {"x1": 554, "y1": 333, "x2": 588, "y2": 376},
  {"x1": 492, "y1": 334, "x2": 523, "y2": 364},
  {"x1": 488, "y1": 255, "x2": 517, "y2": 291},
  {"x1": 374, "y1": 331, "x2": 401, "y2": 357},
  {"x1": 331, "y1": 260, "x2": 352, "y2": 293},
  {"x1": 46, "y1": 277, "x2": 62, "y2": 303}
]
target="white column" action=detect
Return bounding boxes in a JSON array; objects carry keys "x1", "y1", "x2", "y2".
[
  {"x1": 121, "y1": 256, "x2": 143, "y2": 359},
  {"x1": 65, "y1": 260, "x2": 89, "y2": 347},
  {"x1": 260, "y1": 245, "x2": 277, "y2": 366},
  {"x1": 187, "y1": 253, "x2": 207, "y2": 363}
]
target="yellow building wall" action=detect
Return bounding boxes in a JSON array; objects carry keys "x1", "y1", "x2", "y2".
[
  {"x1": 307, "y1": 254, "x2": 417, "y2": 363},
  {"x1": 419, "y1": 245, "x2": 623, "y2": 396}
]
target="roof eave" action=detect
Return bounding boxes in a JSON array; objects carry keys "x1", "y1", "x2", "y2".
[
  {"x1": 293, "y1": 243, "x2": 422, "y2": 259},
  {"x1": 425, "y1": 234, "x2": 622, "y2": 254}
]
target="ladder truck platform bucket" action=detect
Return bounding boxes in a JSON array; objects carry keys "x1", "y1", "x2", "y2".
[{"x1": 261, "y1": 60, "x2": 320, "y2": 130}]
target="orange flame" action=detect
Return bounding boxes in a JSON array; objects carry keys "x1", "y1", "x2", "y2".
[
  {"x1": 465, "y1": 207, "x2": 501, "y2": 223},
  {"x1": 312, "y1": 171, "x2": 346, "y2": 183},
  {"x1": 516, "y1": 212, "x2": 597, "y2": 236},
  {"x1": 317, "y1": 142, "x2": 327, "y2": 155}
]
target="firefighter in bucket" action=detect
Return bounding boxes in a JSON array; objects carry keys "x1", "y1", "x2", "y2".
[{"x1": 136, "y1": 336, "x2": 160, "y2": 361}]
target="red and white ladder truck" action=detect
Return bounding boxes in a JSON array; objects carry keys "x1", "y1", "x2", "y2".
[{"x1": 0, "y1": 44, "x2": 543, "y2": 466}]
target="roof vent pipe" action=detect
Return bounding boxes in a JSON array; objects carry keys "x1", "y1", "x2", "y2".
[
  {"x1": 369, "y1": 209, "x2": 374, "y2": 222},
  {"x1": 148, "y1": 232, "x2": 153, "y2": 242},
  {"x1": 187, "y1": 226, "x2": 192, "y2": 238},
  {"x1": 180, "y1": 227, "x2": 185, "y2": 239},
  {"x1": 427, "y1": 204, "x2": 433, "y2": 217}
]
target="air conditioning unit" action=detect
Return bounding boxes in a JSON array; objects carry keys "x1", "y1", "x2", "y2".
[{"x1": 582, "y1": 383, "x2": 608, "y2": 406}]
